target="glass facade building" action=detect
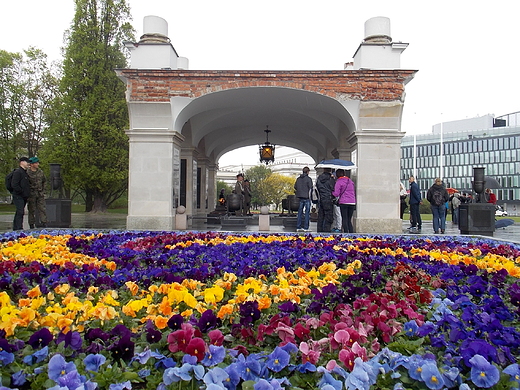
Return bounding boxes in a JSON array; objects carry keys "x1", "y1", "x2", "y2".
[{"x1": 401, "y1": 112, "x2": 520, "y2": 202}]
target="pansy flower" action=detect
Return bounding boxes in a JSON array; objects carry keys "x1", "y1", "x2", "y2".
[{"x1": 469, "y1": 354, "x2": 500, "y2": 388}]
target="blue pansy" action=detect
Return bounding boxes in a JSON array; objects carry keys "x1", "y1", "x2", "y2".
[
  {"x1": 48, "y1": 354, "x2": 77, "y2": 382},
  {"x1": 23, "y1": 345, "x2": 49, "y2": 365},
  {"x1": 254, "y1": 378, "x2": 284, "y2": 390},
  {"x1": 503, "y1": 363, "x2": 520, "y2": 384},
  {"x1": 155, "y1": 357, "x2": 176, "y2": 369},
  {"x1": 235, "y1": 353, "x2": 262, "y2": 381},
  {"x1": 403, "y1": 320, "x2": 418, "y2": 336},
  {"x1": 203, "y1": 367, "x2": 228, "y2": 387},
  {"x1": 84, "y1": 353, "x2": 106, "y2": 372},
  {"x1": 265, "y1": 347, "x2": 290, "y2": 373},
  {"x1": 109, "y1": 380, "x2": 132, "y2": 390},
  {"x1": 317, "y1": 372, "x2": 342, "y2": 390},
  {"x1": 138, "y1": 369, "x2": 151, "y2": 378},
  {"x1": 419, "y1": 362, "x2": 445, "y2": 390},
  {"x1": 201, "y1": 345, "x2": 226, "y2": 367},
  {"x1": 469, "y1": 354, "x2": 500, "y2": 388},
  {"x1": 56, "y1": 370, "x2": 85, "y2": 390},
  {"x1": 11, "y1": 370, "x2": 26, "y2": 387},
  {"x1": 0, "y1": 350, "x2": 14, "y2": 366}
]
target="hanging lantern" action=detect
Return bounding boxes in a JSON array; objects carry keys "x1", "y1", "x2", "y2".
[{"x1": 259, "y1": 126, "x2": 275, "y2": 165}]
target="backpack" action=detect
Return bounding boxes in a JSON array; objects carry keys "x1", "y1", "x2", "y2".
[
  {"x1": 5, "y1": 169, "x2": 15, "y2": 193},
  {"x1": 432, "y1": 189, "x2": 444, "y2": 206},
  {"x1": 310, "y1": 185, "x2": 320, "y2": 204}
]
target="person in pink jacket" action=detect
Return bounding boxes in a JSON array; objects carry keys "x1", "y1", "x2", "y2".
[{"x1": 332, "y1": 169, "x2": 356, "y2": 233}]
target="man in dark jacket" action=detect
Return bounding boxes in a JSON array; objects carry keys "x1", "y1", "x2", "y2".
[
  {"x1": 408, "y1": 175, "x2": 422, "y2": 232},
  {"x1": 427, "y1": 178, "x2": 450, "y2": 234},
  {"x1": 294, "y1": 166, "x2": 313, "y2": 232},
  {"x1": 316, "y1": 168, "x2": 335, "y2": 232},
  {"x1": 10, "y1": 157, "x2": 31, "y2": 230}
]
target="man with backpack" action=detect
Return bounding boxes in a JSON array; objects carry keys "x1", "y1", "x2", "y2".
[
  {"x1": 427, "y1": 178, "x2": 450, "y2": 234},
  {"x1": 9, "y1": 157, "x2": 31, "y2": 230}
]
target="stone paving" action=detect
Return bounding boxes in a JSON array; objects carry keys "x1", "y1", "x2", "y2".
[{"x1": 0, "y1": 212, "x2": 518, "y2": 244}]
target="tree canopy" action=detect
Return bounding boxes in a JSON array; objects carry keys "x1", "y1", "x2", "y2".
[
  {"x1": 0, "y1": 48, "x2": 59, "y2": 193},
  {"x1": 42, "y1": 0, "x2": 134, "y2": 211}
]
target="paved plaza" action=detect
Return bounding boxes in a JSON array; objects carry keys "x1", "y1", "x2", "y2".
[{"x1": 0, "y1": 212, "x2": 518, "y2": 245}]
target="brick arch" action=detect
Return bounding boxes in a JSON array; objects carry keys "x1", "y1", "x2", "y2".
[{"x1": 118, "y1": 69, "x2": 415, "y2": 102}]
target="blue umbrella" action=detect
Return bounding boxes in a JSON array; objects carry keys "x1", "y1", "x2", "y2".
[
  {"x1": 315, "y1": 159, "x2": 357, "y2": 170},
  {"x1": 495, "y1": 218, "x2": 514, "y2": 229}
]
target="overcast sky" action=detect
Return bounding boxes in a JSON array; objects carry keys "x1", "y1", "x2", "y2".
[{"x1": 2, "y1": 0, "x2": 519, "y2": 166}]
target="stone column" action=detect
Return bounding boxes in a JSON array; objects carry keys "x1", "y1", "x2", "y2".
[
  {"x1": 126, "y1": 126, "x2": 184, "y2": 230},
  {"x1": 348, "y1": 101, "x2": 405, "y2": 234},
  {"x1": 180, "y1": 148, "x2": 199, "y2": 218},
  {"x1": 206, "y1": 162, "x2": 218, "y2": 213}
]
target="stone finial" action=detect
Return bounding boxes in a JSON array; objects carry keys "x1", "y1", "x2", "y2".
[
  {"x1": 363, "y1": 16, "x2": 392, "y2": 44},
  {"x1": 139, "y1": 16, "x2": 170, "y2": 44}
]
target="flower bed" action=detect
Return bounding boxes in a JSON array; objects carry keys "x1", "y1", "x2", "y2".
[{"x1": 1, "y1": 230, "x2": 520, "y2": 390}]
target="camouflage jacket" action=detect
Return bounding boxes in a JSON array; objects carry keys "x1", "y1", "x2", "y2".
[{"x1": 27, "y1": 168, "x2": 46, "y2": 196}]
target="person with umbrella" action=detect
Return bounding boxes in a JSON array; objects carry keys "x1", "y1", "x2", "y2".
[
  {"x1": 332, "y1": 169, "x2": 356, "y2": 233},
  {"x1": 485, "y1": 188, "x2": 497, "y2": 205}
]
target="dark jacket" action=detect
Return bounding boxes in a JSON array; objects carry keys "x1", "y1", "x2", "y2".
[
  {"x1": 409, "y1": 181, "x2": 421, "y2": 205},
  {"x1": 12, "y1": 167, "x2": 31, "y2": 199},
  {"x1": 316, "y1": 172, "x2": 335, "y2": 202},
  {"x1": 294, "y1": 173, "x2": 312, "y2": 199},
  {"x1": 427, "y1": 184, "x2": 450, "y2": 206}
]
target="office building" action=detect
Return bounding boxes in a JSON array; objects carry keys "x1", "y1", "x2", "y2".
[{"x1": 400, "y1": 112, "x2": 520, "y2": 205}]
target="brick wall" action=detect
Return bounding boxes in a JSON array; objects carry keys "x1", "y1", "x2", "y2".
[{"x1": 118, "y1": 69, "x2": 416, "y2": 102}]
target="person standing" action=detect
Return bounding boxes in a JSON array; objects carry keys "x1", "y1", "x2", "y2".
[
  {"x1": 243, "y1": 179, "x2": 252, "y2": 215},
  {"x1": 399, "y1": 182, "x2": 408, "y2": 219},
  {"x1": 294, "y1": 166, "x2": 313, "y2": 232},
  {"x1": 10, "y1": 157, "x2": 31, "y2": 230},
  {"x1": 427, "y1": 178, "x2": 450, "y2": 234},
  {"x1": 234, "y1": 173, "x2": 246, "y2": 216},
  {"x1": 332, "y1": 169, "x2": 356, "y2": 233},
  {"x1": 451, "y1": 192, "x2": 461, "y2": 225},
  {"x1": 485, "y1": 188, "x2": 497, "y2": 205},
  {"x1": 408, "y1": 175, "x2": 422, "y2": 232},
  {"x1": 315, "y1": 167, "x2": 335, "y2": 232},
  {"x1": 27, "y1": 157, "x2": 47, "y2": 228}
]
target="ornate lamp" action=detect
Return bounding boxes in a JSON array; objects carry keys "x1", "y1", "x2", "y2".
[{"x1": 259, "y1": 126, "x2": 275, "y2": 165}]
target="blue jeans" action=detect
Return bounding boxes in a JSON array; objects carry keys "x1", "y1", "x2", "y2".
[
  {"x1": 296, "y1": 198, "x2": 311, "y2": 230},
  {"x1": 431, "y1": 204, "x2": 446, "y2": 233}
]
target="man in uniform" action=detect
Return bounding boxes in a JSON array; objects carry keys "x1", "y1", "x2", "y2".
[{"x1": 27, "y1": 157, "x2": 47, "y2": 228}]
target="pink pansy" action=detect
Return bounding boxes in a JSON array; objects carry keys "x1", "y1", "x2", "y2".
[
  {"x1": 293, "y1": 322, "x2": 310, "y2": 340},
  {"x1": 371, "y1": 338, "x2": 381, "y2": 355},
  {"x1": 208, "y1": 329, "x2": 224, "y2": 346},
  {"x1": 167, "y1": 329, "x2": 192, "y2": 353},
  {"x1": 275, "y1": 322, "x2": 296, "y2": 343},
  {"x1": 338, "y1": 348, "x2": 355, "y2": 370},
  {"x1": 325, "y1": 359, "x2": 339, "y2": 371},
  {"x1": 333, "y1": 329, "x2": 350, "y2": 348},
  {"x1": 351, "y1": 341, "x2": 367, "y2": 360},
  {"x1": 299, "y1": 341, "x2": 321, "y2": 365},
  {"x1": 305, "y1": 317, "x2": 322, "y2": 330}
]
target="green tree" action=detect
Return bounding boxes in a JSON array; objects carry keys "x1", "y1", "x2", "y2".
[
  {"x1": 245, "y1": 165, "x2": 272, "y2": 207},
  {"x1": 43, "y1": 0, "x2": 134, "y2": 212},
  {"x1": 0, "y1": 48, "x2": 59, "y2": 195},
  {"x1": 263, "y1": 173, "x2": 295, "y2": 210}
]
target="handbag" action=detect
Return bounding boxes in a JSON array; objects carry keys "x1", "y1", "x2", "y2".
[{"x1": 332, "y1": 196, "x2": 340, "y2": 206}]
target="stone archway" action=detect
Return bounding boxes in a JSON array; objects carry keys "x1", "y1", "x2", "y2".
[{"x1": 116, "y1": 16, "x2": 416, "y2": 233}]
